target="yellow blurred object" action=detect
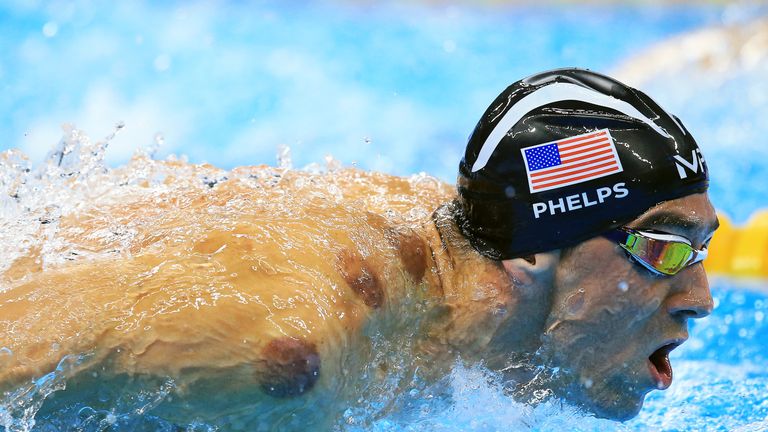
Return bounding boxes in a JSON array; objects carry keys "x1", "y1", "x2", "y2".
[
  {"x1": 707, "y1": 210, "x2": 768, "y2": 278},
  {"x1": 704, "y1": 212, "x2": 734, "y2": 275}
]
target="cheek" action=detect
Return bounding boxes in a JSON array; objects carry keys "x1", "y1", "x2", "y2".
[
  {"x1": 557, "y1": 246, "x2": 665, "y2": 321},
  {"x1": 539, "y1": 244, "x2": 672, "y2": 417},
  {"x1": 544, "y1": 253, "x2": 665, "y2": 370}
]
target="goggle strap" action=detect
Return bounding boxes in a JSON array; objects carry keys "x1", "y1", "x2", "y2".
[{"x1": 690, "y1": 248, "x2": 708, "y2": 264}]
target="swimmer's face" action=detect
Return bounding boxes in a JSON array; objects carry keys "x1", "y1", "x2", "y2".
[{"x1": 539, "y1": 193, "x2": 718, "y2": 420}]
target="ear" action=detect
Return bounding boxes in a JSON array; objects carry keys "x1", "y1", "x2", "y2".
[{"x1": 501, "y1": 251, "x2": 561, "y2": 294}]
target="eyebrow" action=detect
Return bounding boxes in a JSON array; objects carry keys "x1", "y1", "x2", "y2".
[{"x1": 634, "y1": 210, "x2": 720, "y2": 234}]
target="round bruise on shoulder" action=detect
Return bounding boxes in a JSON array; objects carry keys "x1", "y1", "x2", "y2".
[
  {"x1": 386, "y1": 228, "x2": 427, "y2": 283},
  {"x1": 257, "y1": 337, "x2": 321, "y2": 398},
  {"x1": 337, "y1": 249, "x2": 385, "y2": 309}
]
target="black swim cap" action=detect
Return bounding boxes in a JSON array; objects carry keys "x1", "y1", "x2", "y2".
[{"x1": 457, "y1": 68, "x2": 709, "y2": 260}]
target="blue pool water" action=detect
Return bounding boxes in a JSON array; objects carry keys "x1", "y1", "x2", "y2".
[
  {"x1": 2, "y1": 1, "x2": 768, "y2": 430},
  {"x1": 2, "y1": 1, "x2": 766, "y2": 222}
]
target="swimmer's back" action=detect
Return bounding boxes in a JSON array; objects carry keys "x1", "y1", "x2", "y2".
[{"x1": 0, "y1": 164, "x2": 454, "y2": 424}]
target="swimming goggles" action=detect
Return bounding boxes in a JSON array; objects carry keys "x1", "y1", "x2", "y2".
[{"x1": 603, "y1": 227, "x2": 708, "y2": 276}]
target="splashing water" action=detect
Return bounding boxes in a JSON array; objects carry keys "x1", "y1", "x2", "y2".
[
  {"x1": 0, "y1": 355, "x2": 88, "y2": 432},
  {"x1": 344, "y1": 363, "x2": 625, "y2": 432}
]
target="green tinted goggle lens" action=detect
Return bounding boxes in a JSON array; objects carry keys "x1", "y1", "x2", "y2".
[{"x1": 606, "y1": 228, "x2": 708, "y2": 276}]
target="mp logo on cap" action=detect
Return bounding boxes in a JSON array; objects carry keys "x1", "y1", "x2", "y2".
[{"x1": 673, "y1": 149, "x2": 705, "y2": 179}]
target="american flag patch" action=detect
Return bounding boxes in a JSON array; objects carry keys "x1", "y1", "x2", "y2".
[{"x1": 521, "y1": 129, "x2": 623, "y2": 193}]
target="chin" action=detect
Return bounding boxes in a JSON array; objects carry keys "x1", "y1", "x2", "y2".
[
  {"x1": 584, "y1": 388, "x2": 647, "y2": 422},
  {"x1": 591, "y1": 400, "x2": 644, "y2": 422},
  {"x1": 565, "y1": 375, "x2": 648, "y2": 422}
]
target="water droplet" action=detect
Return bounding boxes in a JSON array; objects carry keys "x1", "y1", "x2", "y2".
[
  {"x1": 618, "y1": 281, "x2": 629, "y2": 292},
  {"x1": 565, "y1": 289, "x2": 585, "y2": 316},
  {"x1": 77, "y1": 406, "x2": 96, "y2": 418},
  {"x1": 325, "y1": 154, "x2": 341, "y2": 171},
  {"x1": 276, "y1": 145, "x2": 292, "y2": 169},
  {"x1": 101, "y1": 121, "x2": 125, "y2": 145},
  {"x1": 42, "y1": 22, "x2": 58, "y2": 38},
  {"x1": 154, "y1": 54, "x2": 172, "y2": 72},
  {"x1": 140, "y1": 132, "x2": 161, "y2": 159}
]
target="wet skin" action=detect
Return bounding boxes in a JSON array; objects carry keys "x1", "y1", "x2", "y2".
[{"x1": 0, "y1": 167, "x2": 457, "y2": 429}]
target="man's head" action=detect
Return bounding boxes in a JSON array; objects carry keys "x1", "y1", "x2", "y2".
[
  {"x1": 456, "y1": 68, "x2": 709, "y2": 260},
  {"x1": 456, "y1": 68, "x2": 717, "y2": 419},
  {"x1": 503, "y1": 193, "x2": 717, "y2": 419}
]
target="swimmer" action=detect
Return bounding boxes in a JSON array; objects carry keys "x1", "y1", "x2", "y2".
[{"x1": 0, "y1": 68, "x2": 717, "y2": 428}]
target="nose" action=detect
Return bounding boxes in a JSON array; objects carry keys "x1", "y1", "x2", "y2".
[{"x1": 667, "y1": 264, "x2": 714, "y2": 320}]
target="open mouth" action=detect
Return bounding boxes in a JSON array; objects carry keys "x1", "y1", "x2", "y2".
[{"x1": 648, "y1": 341, "x2": 683, "y2": 390}]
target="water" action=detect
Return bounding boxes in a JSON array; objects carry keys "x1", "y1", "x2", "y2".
[
  {"x1": 2, "y1": 0, "x2": 768, "y2": 430},
  {"x1": 4, "y1": 1, "x2": 767, "y2": 223},
  {"x1": 2, "y1": 0, "x2": 767, "y2": 222}
]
